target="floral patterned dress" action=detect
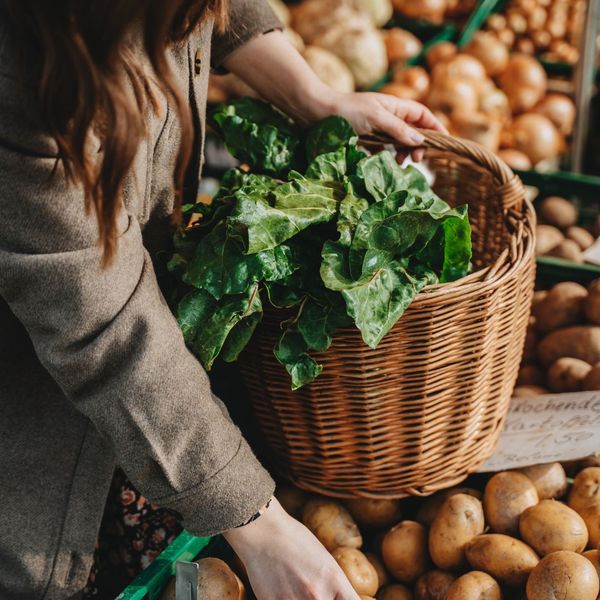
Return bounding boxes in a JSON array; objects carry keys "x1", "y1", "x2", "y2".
[{"x1": 83, "y1": 469, "x2": 183, "y2": 599}]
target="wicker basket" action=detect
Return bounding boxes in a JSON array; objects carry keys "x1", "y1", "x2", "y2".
[{"x1": 239, "y1": 131, "x2": 536, "y2": 499}]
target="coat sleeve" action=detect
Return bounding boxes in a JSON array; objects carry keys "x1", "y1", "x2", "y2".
[
  {"x1": 211, "y1": 0, "x2": 283, "y2": 68},
  {"x1": 0, "y1": 71, "x2": 274, "y2": 537}
]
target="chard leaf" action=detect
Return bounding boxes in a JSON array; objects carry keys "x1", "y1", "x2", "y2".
[
  {"x1": 305, "y1": 116, "x2": 357, "y2": 161},
  {"x1": 228, "y1": 178, "x2": 342, "y2": 253},
  {"x1": 297, "y1": 297, "x2": 351, "y2": 352},
  {"x1": 337, "y1": 182, "x2": 370, "y2": 247},
  {"x1": 274, "y1": 329, "x2": 323, "y2": 391},
  {"x1": 210, "y1": 99, "x2": 300, "y2": 176},
  {"x1": 305, "y1": 147, "x2": 346, "y2": 181},
  {"x1": 183, "y1": 224, "x2": 297, "y2": 299},
  {"x1": 178, "y1": 285, "x2": 262, "y2": 370},
  {"x1": 221, "y1": 312, "x2": 263, "y2": 362}
]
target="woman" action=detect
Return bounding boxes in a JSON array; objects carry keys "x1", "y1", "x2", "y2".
[{"x1": 0, "y1": 1, "x2": 444, "y2": 598}]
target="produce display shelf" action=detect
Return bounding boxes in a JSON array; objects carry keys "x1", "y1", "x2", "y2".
[{"x1": 115, "y1": 532, "x2": 212, "y2": 600}]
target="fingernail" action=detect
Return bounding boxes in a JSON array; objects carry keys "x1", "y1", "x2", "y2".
[{"x1": 409, "y1": 130, "x2": 424, "y2": 144}]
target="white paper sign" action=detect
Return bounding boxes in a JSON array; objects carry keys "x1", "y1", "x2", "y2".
[{"x1": 479, "y1": 392, "x2": 600, "y2": 472}]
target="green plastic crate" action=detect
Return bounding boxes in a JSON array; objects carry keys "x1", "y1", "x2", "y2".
[{"x1": 115, "y1": 532, "x2": 212, "y2": 600}]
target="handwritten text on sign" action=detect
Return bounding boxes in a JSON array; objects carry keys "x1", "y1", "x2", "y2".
[{"x1": 479, "y1": 392, "x2": 600, "y2": 472}]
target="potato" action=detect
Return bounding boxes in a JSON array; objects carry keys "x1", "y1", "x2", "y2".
[
  {"x1": 428, "y1": 494, "x2": 485, "y2": 570},
  {"x1": 579, "y1": 505, "x2": 600, "y2": 548},
  {"x1": 519, "y1": 499, "x2": 589, "y2": 555},
  {"x1": 582, "y1": 549, "x2": 600, "y2": 581},
  {"x1": 483, "y1": 471, "x2": 539, "y2": 535},
  {"x1": 332, "y1": 547, "x2": 379, "y2": 596},
  {"x1": 523, "y1": 320, "x2": 538, "y2": 363},
  {"x1": 416, "y1": 487, "x2": 482, "y2": 526},
  {"x1": 547, "y1": 239, "x2": 584, "y2": 263},
  {"x1": 535, "y1": 224, "x2": 564, "y2": 256},
  {"x1": 444, "y1": 571, "x2": 501, "y2": 600},
  {"x1": 538, "y1": 326, "x2": 600, "y2": 367},
  {"x1": 376, "y1": 584, "x2": 413, "y2": 600},
  {"x1": 302, "y1": 499, "x2": 362, "y2": 551},
  {"x1": 583, "y1": 363, "x2": 600, "y2": 391},
  {"x1": 160, "y1": 558, "x2": 246, "y2": 600},
  {"x1": 346, "y1": 498, "x2": 402, "y2": 529},
  {"x1": 513, "y1": 385, "x2": 550, "y2": 397},
  {"x1": 465, "y1": 534, "x2": 539, "y2": 587},
  {"x1": 517, "y1": 462, "x2": 568, "y2": 499},
  {"x1": 414, "y1": 570, "x2": 455, "y2": 600},
  {"x1": 532, "y1": 290, "x2": 548, "y2": 310},
  {"x1": 585, "y1": 280, "x2": 600, "y2": 326},
  {"x1": 526, "y1": 551, "x2": 600, "y2": 600},
  {"x1": 382, "y1": 520, "x2": 429, "y2": 582},
  {"x1": 276, "y1": 483, "x2": 308, "y2": 518},
  {"x1": 533, "y1": 282, "x2": 587, "y2": 333},
  {"x1": 547, "y1": 357, "x2": 592, "y2": 392},
  {"x1": 517, "y1": 365, "x2": 544, "y2": 386},
  {"x1": 539, "y1": 196, "x2": 578, "y2": 228},
  {"x1": 566, "y1": 226, "x2": 595, "y2": 251},
  {"x1": 568, "y1": 468, "x2": 600, "y2": 513},
  {"x1": 365, "y1": 552, "x2": 390, "y2": 589}
]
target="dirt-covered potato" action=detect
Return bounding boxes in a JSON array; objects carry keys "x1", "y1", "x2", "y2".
[
  {"x1": 568, "y1": 467, "x2": 600, "y2": 513},
  {"x1": 365, "y1": 552, "x2": 389, "y2": 589},
  {"x1": 346, "y1": 498, "x2": 402, "y2": 529},
  {"x1": 444, "y1": 571, "x2": 501, "y2": 600},
  {"x1": 539, "y1": 196, "x2": 578, "y2": 229},
  {"x1": 533, "y1": 282, "x2": 587, "y2": 333},
  {"x1": 526, "y1": 551, "x2": 600, "y2": 600},
  {"x1": 276, "y1": 484, "x2": 308, "y2": 518},
  {"x1": 538, "y1": 326, "x2": 600, "y2": 367},
  {"x1": 376, "y1": 584, "x2": 413, "y2": 600},
  {"x1": 519, "y1": 499, "x2": 589, "y2": 555},
  {"x1": 516, "y1": 365, "x2": 545, "y2": 387},
  {"x1": 547, "y1": 239, "x2": 584, "y2": 263},
  {"x1": 414, "y1": 570, "x2": 455, "y2": 600},
  {"x1": 416, "y1": 488, "x2": 482, "y2": 526},
  {"x1": 579, "y1": 504, "x2": 600, "y2": 548},
  {"x1": 428, "y1": 494, "x2": 485, "y2": 571},
  {"x1": 535, "y1": 224, "x2": 564, "y2": 256},
  {"x1": 582, "y1": 363, "x2": 600, "y2": 391},
  {"x1": 547, "y1": 357, "x2": 593, "y2": 392},
  {"x1": 465, "y1": 534, "x2": 539, "y2": 587},
  {"x1": 302, "y1": 499, "x2": 362, "y2": 551},
  {"x1": 513, "y1": 385, "x2": 550, "y2": 397},
  {"x1": 160, "y1": 558, "x2": 246, "y2": 600},
  {"x1": 332, "y1": 547, "x2": 379, "y2": 596},
  {"x1": 483, "y1": 472, "x2": 539, "y2": 535},
  {"x1": 382, "y1": 520, "x2": 429, "y2": 582},
  {"x1": 517, "y1": 462, "x2": 568, "y2": 499},
  {"x1": 585, "y1": 280, "x2": 600, "y2": 326},
  {"x1": 566, "y1": 226, "x2": 595, "y2": 251}
]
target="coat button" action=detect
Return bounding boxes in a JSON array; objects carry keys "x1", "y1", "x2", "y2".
[{"x1": 194, "y1": 49, "x2": 202, "y2": 75}]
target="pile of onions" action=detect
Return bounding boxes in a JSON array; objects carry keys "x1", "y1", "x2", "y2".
[
  {"x1": 463, "y1": 31, "x2": 509, "y2": 76},
  {"x1": 392, "y1": 66, "x2": 430, "y2": 100},
  {"x1": 507, "y1": 113, "x2": 564, "y2": 165},
  {"x1": 533, "y1": 93, "x2": 577, "y2": 136},
  {"x1": 498, "y1": 53, "x2": 547, "y2": 113}
]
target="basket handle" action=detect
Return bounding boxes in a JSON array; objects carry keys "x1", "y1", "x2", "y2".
[{"x1": 361, "y1": 130, "x2": 524, "y2": 210}]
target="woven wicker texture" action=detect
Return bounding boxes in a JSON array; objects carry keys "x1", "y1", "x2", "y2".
[{"x1": 239, "y1": 131, "x2": 536, "y2": 499}]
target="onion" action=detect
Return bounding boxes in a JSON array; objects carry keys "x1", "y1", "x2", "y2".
[
  {"x1": 392, "y1": 66, "x2": 430, "y2": 99},
  {"x1": 426, "y1": 41, "x2": 457, "y2": 68},
  {"x1": 463, "y1": 31, "x2": 509, "y2": 76},
  {"x1": 450, "y1": 112, "x2": 502, "y2": 151},
  {"x1": 351, "y1": 0, "x2": 393, "y2": 27},
  {"x1": 379, "y1": 83, "x2": 419, "y2": 100},
  {"x1": 532, "y1": 93, "x2": 576, "y2": 136},
  {"x1": 531, "y1": 30, "x2": 552, "y2": 50},
  {"x1": 303, "y1": 46, "x2": 355, "y2": 93},
  {"x1": 499, "y1": 54, "x2": 547, "y2": 113},
  {"x1": 291, "y1": 0, "x2": 367, "y2": 43},
  {"x1": 384, "y1": 28, "x2": 422, "y2": 65},
  {"x1": 479, "y1": 86, "x2": 511, "y2": 120},
  {"x1": 487, "y1": 14, "x2": 507, "y2": 32},
  {"x1": 507, "y1": 113, "x2": 564, "y2": 164},
  {"x1": 392, "y1": 0, "x2": 447, "y2": 24},
  {"x1": 426, "y1": 77, "x2": 479, "y2": 115},
  {"x1": 497, "y1": 149, "x2": 533, "y2": 171},
  {"x1": 497, "y1": 28, "x2": 516, "y2": 47},
  {"x1": 516, "y1": 38, "x2": 535, "y2": 54},
  {"x1": 432, "y1": 54, "x2": 486, "y2": 84}
]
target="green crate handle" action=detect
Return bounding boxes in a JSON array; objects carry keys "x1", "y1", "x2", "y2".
[
  {"x1": 456, "y1": 0, "x2": 502, "y2": 47},
  {"x1": 115, "y1": 532, "x2": 212, "y2": 600}
]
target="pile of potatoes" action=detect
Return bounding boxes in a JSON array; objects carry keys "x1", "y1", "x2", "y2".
[
  {"x1": 535, "y1": 196, "x2": 599, "y2": 264},
  {"x1": 163, "y1": 462, "x2": 600, "y2": 599},
  {"x1": 516, "y1": 278, "x2": 600, "y2": 396}
]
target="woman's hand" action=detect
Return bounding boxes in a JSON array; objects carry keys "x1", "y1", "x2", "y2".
[{"x1": 223, "y1": 498, "x2": 361, "y2": 600}]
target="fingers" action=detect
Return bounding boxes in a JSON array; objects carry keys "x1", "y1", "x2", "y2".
[
  {"x1": 373, "y1": 108, "x2": 425, "y2": 148},
  {"x1": 411, "y1": 148, "x2": 425, "y2": 162},
  {"x1": 378, "y1": 95, "x2": 448, "y2": 134}
]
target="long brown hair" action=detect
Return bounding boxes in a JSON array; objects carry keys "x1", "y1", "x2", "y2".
[{"x1": 2, "y1": 0, "x2": 227, "y2": 264}]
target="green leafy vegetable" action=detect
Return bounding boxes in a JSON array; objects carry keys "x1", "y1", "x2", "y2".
[{"x1": 172, "y1": 99, "x2": 473, "y2": 388}]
